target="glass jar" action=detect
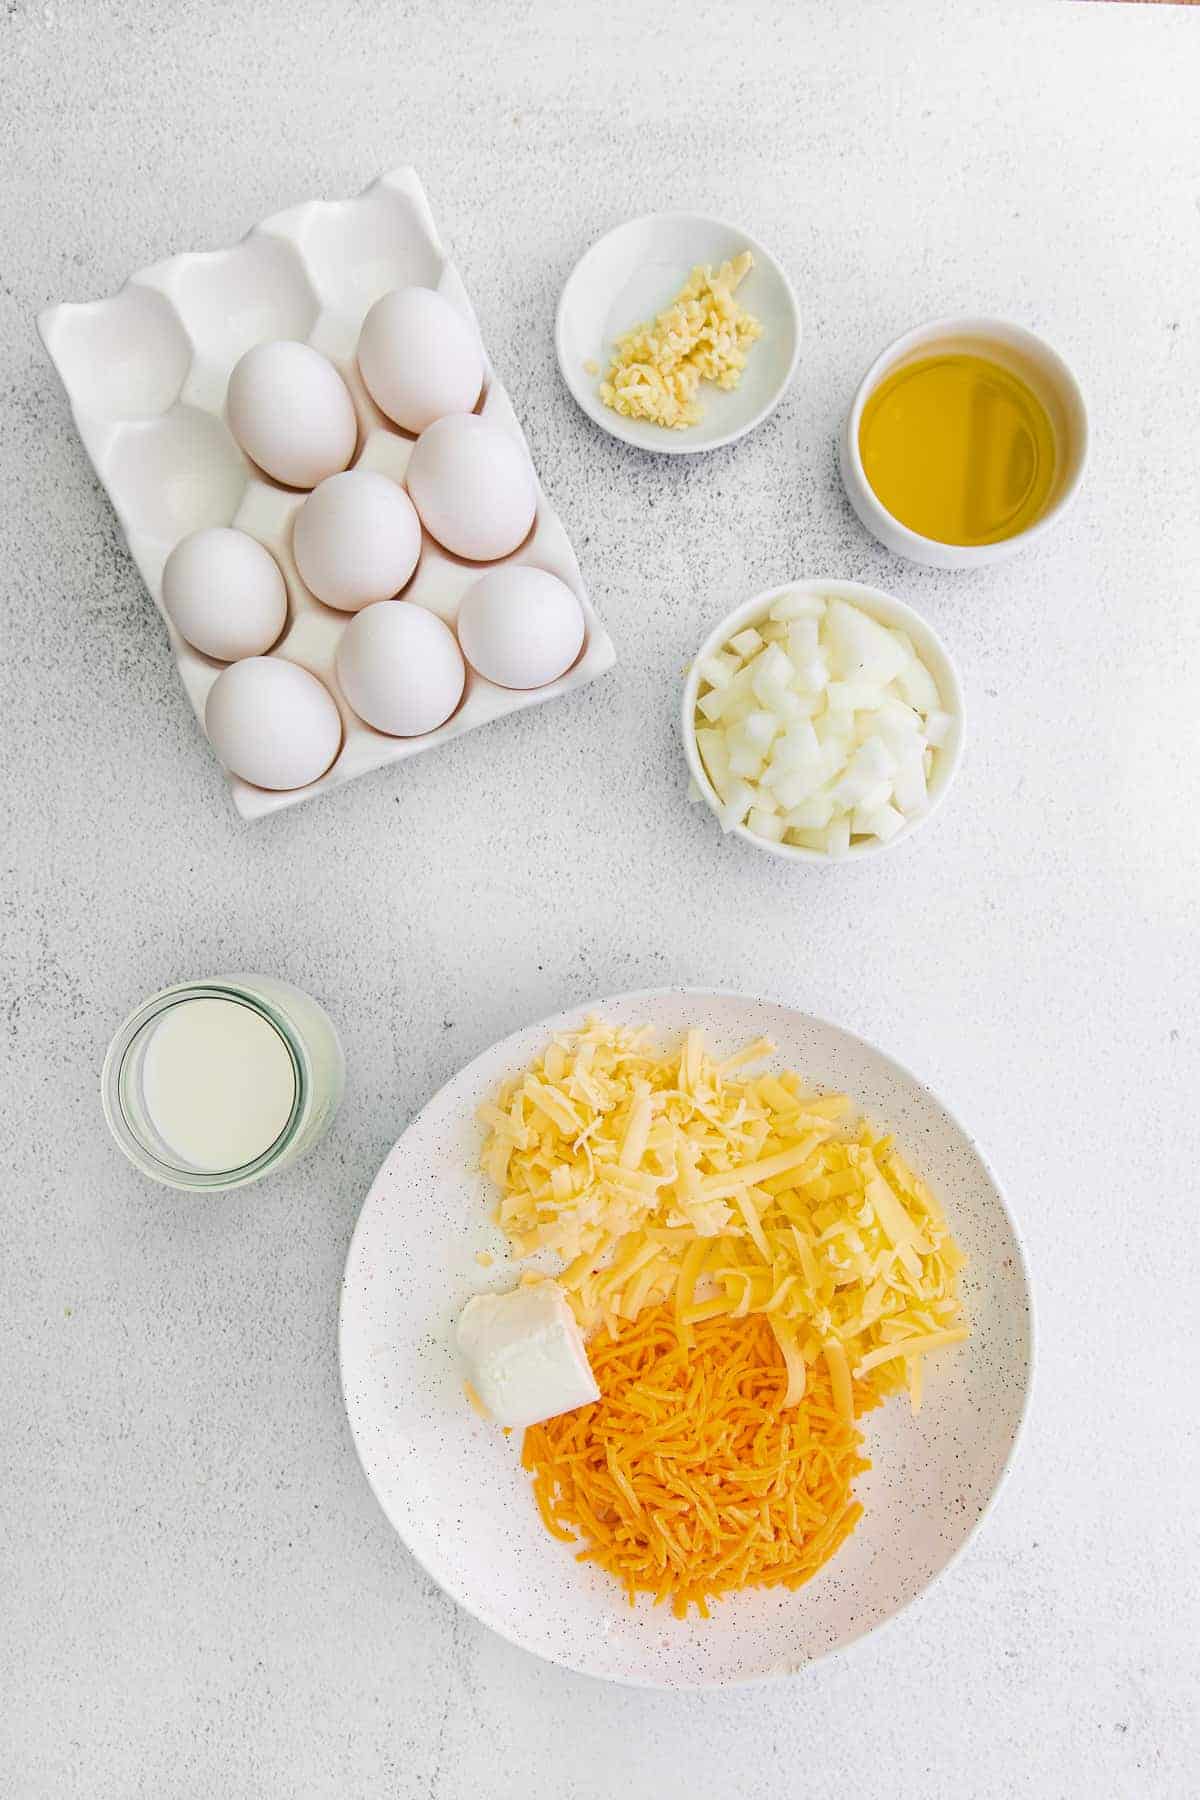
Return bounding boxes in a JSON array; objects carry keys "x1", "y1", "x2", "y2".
[{"x1": 101, "y1": 975, "x2": 345, "y2": 1192}]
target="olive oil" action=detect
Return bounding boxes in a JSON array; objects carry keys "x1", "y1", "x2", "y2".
[{"x1": 859, "y1": 351, "x2": 1057, "y2": 546}]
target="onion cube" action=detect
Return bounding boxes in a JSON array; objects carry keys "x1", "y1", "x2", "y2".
[
  {"x1": 832, "y1": 767, "x2": 887, "y2": 808},
  {"x1": 790, "y1": 652, "x2": 830, "y2": 694},
  {"x1": 730, "y1": 627, "x2": 764, "y2": 658},
  {"x1": 825, "y1": 599, "x2": 908, "y2": 685},
  {"x1": 697, "y1": 685, "x2": 732, "y2": 723},
  {"x1": 857, "y1": 802, "x2": 905, "y2": 843},
  {"x1": 750, "y1": 644, "x2": 795, "y2": 704},
  {"x1": 698, "y1": 650, "x2": 740, "y2": 690},
  {"x1": 773, "y1": 765, "x2": 824, "y2": 810},
  {"x1": 719, "y1": 780, "x2": 756, "y2": 831},
  {"x1": 826, "y1": 816, "x2": 851, "y2": 858},
  {"x1": 786, "y1": 617, "x2": 820, "y2": 663},
  {"x1": 769, "y1": 591, "x2": 826, "y2": 622},
  {"x1": 742, "y1": 709, "x2": 779, "y2": 751},
  {"x1": 727, "y1": 743, "x2": 764, "y2": 779},
  {"x1": 695, "y1": 728, "x2": 731, "y2": 800},
  {"x1": 852, "y1": 734, "x2": 898, "y2": 782},
  {"x1": 773, "y1": 720, "x2": 820, "y2": 768},
  {"x1": 722, "y1": 691, "x2": 756, "y2": 728},
  {"x1": 784, "y1": 791, "x2": 835, "y2": 830},
  {"x1": 874, "y1": 698, "x2": 925, "y2": 757},
  {"x1": 850, "y1": 786, "x2": 896, "y2": 830},
  {"x1": 891, "y1": 752, "x2": 928, "y2": 814},
  {"x1": 819, "y1": 734, "x2": 854, "y2": 782},
  {"x1": 896, "y1": 655, "x2": 940, "y2": 714},
  {"x1": 826, "y1": 680, "x2": 886, "y2": 716},
  {"x1": 747, "y1": 806, "x2": 785, "y2": 842},
  {"x1": 787, "y1": 826, "x2": 829, "y2": 852},
  {"x1": 925, "y1": 708, "x2": 953, "y2": 747}
]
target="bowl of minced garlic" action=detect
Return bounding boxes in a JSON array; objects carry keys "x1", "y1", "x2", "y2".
[{"x1": 555, "y1": 213, "x2": 801, "y2": 453}]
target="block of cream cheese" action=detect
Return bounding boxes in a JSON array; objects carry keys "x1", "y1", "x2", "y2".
[{"x1": 455, "y1": 1282, "x2": 599, "y2": 1430}]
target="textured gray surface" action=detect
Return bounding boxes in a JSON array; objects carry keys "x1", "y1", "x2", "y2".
[{"x1": 2, "y1": 1, "x2": 1198, "y2": 1795}]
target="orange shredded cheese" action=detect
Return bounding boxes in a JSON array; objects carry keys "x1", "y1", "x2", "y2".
[{"x1": 522, "y1": 1307, "x2": 877, "y2": 1619}]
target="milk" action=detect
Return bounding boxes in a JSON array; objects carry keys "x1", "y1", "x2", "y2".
[{"x1": 140, "y1": 996, "x2": 296, "y2": 1172}]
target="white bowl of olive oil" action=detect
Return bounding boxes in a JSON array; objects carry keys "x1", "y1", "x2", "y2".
[{"x1": 840, "y1": 317, "x2": 1088, "y2": 569}]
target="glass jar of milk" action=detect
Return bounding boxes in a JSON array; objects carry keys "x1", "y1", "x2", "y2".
[{"x1": 102, "y1": 976, "x2": 345, "y2": 1191}]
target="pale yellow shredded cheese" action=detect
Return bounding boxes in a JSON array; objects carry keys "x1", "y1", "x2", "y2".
[
  {"x1": 477, "y1": 1020, "x2": 969, "y2": 1413},
  {"x1": 598, "y1": 252, "x2": 763, "y2": 430}
]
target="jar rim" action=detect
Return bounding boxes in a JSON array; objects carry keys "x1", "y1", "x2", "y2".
[{"x1": 101, "y1": 980, "x2": 311, "y2": 1192}]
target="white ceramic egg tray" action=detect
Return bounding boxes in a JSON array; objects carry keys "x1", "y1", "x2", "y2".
[{"x1": 38, "y1": 168, "x2": 616, "y2": 819}]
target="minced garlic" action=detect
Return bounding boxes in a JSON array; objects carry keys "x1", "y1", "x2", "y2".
[{"x1": 598, "y1": 251, "x2": 763, "y2": 430}]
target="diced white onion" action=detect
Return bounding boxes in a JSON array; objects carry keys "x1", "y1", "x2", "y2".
[
  {"x1": 727, "y1": 743, "x2": 764, "y2": 778},
  {"x1": 698, "y1": 650, "x2": 739, "y2": 690},
  {"x1": 693, "y1": 590, "x2": 952, "y2": 854},
  {"x1": 856, "y1": 802, "x2": 905, "y2": 842},
  {"x1": 785, "y1": 791, "x2": 835, "y2": 830},
  {"x1": 769, "y1": 591, "x2": 827, "y2": 621},
  {"x1": 896, "y1": 655, "x2": 940, "y2": 714},
  {"x1": 891, "y1": 751, "x2": 928, "y2": 815},
  {"x1": 730, "y1": 627, "x2": 764, "y2": 658},
  {"x1": 786, "y1": 617, "x2": 820, "y2": 663},
  {"x1": 742, "y1": 709, "x2": 778, "y2": 750},
  {"x1": 747, "y1": 806, "x2": 785, "y2": 842},
  {"x1": 719, "y1": 779, "x2": 756, "y2": 831}
]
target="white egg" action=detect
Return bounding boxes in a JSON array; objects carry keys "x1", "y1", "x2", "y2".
[
  {"x1": 357, "y1": 287, "x2": 485, "y2": 434},
  {"x1": 205, "y1": 657, "x2": 342, "y2": 790},
  {"x1": 292, "y1": 470, "x2": 421, "y2": 612},
  {"x1": 161, "y1": 527, "x2": 287, "y2": 661},
  {"x1": 335, "y1": 602, "x2": 465, "y2": 737},
  {"x1": 457, "y1": 566, "x2": 585, "y2": 689},
  {"x1": 226, "y1": 341, "x2": 357, "y2": 489},
  {"x1": 405, "y1": 414, "x2": 537, "y2": 562}
]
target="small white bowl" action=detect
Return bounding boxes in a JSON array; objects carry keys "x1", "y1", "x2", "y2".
[
  {"x1": 840, "y1": 316, "x2": 1088, "y2": 570},
  {"x1": 555, "y1": 212, "x2": 800, "y2": 455},
  {"x1": 682, "y1": 579, "x2": 965, "y2": 864}
]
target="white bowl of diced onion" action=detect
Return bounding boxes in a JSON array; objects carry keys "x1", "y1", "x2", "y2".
[{"x1": 682, "y1": 580, "x2": 964, "y2": 862}]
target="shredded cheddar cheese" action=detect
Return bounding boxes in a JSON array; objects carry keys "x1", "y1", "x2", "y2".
[
  {"x1": 478, "y1": 1021, "x2": 968, "y2": 1410},
  {"x1": 598, "y1": 253, "x2": 763, "y2": 430},
  {"x1": 523, "y1": 1307, "x2": 875, "y2": 1618}
]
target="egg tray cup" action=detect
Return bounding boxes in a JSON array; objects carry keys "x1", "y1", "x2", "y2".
[{"x1": 38, "y1": 168, "x2": 617, "y2": 820}]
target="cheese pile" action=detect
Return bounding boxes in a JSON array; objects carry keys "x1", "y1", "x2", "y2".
[
  {"x1": 598, "y1": 252, "x2": 763, "y2": 430},
  {"x1": 523, "y1": 1307, "x2": 875, "y2": 1618},
  {"x1": 479, "y1": 1021, "x2": 968, "y2": 1418}
]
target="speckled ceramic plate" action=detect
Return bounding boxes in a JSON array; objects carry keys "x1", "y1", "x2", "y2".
[{"x1": 339, "y1": 990, "x2": 1032, "y2": 1687}]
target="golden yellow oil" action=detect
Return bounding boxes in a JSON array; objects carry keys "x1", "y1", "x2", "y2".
[{"x1": 859, "y1": 351, "x2": 1057, "y2": 546}]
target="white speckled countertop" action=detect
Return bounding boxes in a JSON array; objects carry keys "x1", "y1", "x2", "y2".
[{"x1": 2, "y1": 1, "x2": 1198, "y2": 1794}]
